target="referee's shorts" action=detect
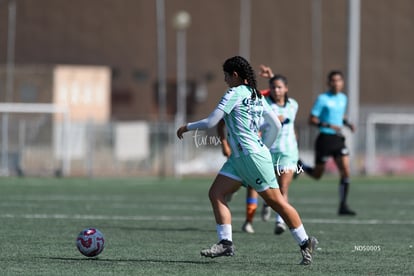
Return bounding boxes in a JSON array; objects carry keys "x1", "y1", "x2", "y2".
[{"x1": 315, "y1": 133, "x2": 349, "y2": 164}]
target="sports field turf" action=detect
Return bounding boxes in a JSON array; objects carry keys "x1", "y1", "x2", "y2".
[{"x1": 0, "y1": 176, "x2": 413, "y2": 275}]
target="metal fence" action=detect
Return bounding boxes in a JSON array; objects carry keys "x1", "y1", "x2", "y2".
[{"x1": 1, "y1": 111, "x2": 414, "y2": 177}]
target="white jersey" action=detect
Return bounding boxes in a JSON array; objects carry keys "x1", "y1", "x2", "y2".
[
  {"x1": 262, "y1": 97, "x2": 299, "y2": 155},
  {"x1": 217, "y1": 85, "x2": 273, "y2": 158}
]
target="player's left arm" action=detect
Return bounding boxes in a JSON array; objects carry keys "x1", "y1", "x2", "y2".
[
  {"x1": 342, "y1": 95, "x2": 355, "y2": 132},
  {"x1": 262, "y1": 101, "x2": 282, "y2": 148},
  {"x1": 343, "y1": 117, "x2": 356, "y2": 132}
]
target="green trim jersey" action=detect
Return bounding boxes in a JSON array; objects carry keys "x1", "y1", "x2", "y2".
[
  {"x1": 263, "y1": 97, "x2": 299, "y2": 156},
  {"x1": 217, "y1": 85, "x2": 271, "y2": 158}
]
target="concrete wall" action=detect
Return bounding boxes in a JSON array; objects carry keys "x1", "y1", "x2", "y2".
[{"x1": 0, "y1": 0, "x2": 413, "y2": 123}]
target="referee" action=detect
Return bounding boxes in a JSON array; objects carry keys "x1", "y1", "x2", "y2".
[{"x1": 300, "y1": 70, "x2": 356, "y2": 216}]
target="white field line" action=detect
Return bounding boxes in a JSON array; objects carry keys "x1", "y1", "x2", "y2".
[
  {"x1": 2, "y1": 196, "x2": 414, "y2": 206},
  {"x1": 1, "y1": 213, "x2": 414, "y2": 225}
]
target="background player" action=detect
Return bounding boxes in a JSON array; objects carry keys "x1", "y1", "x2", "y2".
[
  {"x1": 299, "y1": 70, "x2": 356, "y2": 215},
  {"x1": 258, "y1": 65, "x2": 300, "y2": 234}
]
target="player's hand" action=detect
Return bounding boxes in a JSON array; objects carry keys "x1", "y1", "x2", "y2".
[
  {"x1": 330, "y1": 125, "x2": 342, "y2": 132},
  {"x1": 348, "y1": 123, "x2": 356, "y2": 133},
  {"x1": 278, "y1": 116, "x2": 290, "y2": 126},
  {"x1": 258, "y1": 65, "x2": 274, "y2": 79},
  {"x1": 281, "y1": 118, "x2": 290, "y2": 126},
  {"x1": 176, "y1": 125, "x2": 188, "y2": 139}
]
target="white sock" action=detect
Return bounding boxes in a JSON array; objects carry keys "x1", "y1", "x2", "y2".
[
  {"x1": 290, "y1": 224, "x2": 309, "y2": 246},
  {"x1": 216, "y1": 224, "x2": 232, "y2": 242},
  {"x1": 276, "y1": 213, "x2": 285, "y2": 224}
]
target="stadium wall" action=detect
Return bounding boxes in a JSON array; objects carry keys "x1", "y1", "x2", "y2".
[{"x1": 0, "y1": 0, "x2": 413, "y2": 123}]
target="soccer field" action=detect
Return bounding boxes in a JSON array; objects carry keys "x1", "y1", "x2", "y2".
[{"x1": 0, "y1": 176, "x2": 413, "y2": 275}]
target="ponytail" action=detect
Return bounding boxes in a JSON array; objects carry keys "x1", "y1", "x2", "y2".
[{"x1": 223, "y1": 56, "x2": 261, "y2": 100}]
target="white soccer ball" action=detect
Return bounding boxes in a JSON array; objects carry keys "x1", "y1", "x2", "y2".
[{"x1": 76, "y1": 228, "x2": 105, "y2": 257}]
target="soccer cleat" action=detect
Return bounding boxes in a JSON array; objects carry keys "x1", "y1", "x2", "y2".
[
  {"x1": 200, "y1": 240, "x2": 235, "y2": 258},
  {"x1": 300, "y1": 236, "x2": 318, "y2": 265},
  {"x1": 274, "y1": 222, "x2": 287, "y2": 235},
  {"x1": 338, "y1": 204, "x2": 356, "y2": 216},
  {"x1": 261, "y1": 204, "x2": 272, "y2": 222},
  {"x1": 241, "y1": 221, "x2": 255, "y2": 234}
]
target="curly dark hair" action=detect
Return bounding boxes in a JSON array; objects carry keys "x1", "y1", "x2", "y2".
[{"x1": 223, "y1": 56, "x2": 261, "y2": 100}]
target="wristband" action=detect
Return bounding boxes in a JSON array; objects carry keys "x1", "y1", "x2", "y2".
[{"x1": 343, "y1": 119, "x2": 352, "y2": 127}]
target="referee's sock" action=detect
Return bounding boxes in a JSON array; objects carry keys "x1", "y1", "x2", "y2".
[
  {"x1": 338, "y1": 178, "x2": 356, "y2": 215},
  {"x1": 339, "y1": 177, "x2": 350, "y2": 206}
]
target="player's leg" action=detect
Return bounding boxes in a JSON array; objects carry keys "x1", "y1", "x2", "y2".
[
  {"x1": 261, "y1": 152, "x2": 279, "y2": 222},
  {"x1": 201, "y1": 173, "x2": 241, "y2": 258},
  {"x1": 299, "y1": 158, "x2": 325, "y2": 179},
  {"x1": 259, "y1": 188, "x2": 318, "y2": 265},
  {"x1": 208, "y1": 173, "x2": 241, "y2": 227},
  {"x1": 309, "y1": 163, "x2": 325, "y2": 179},
  {"x1": 242, "y1": 187, "x2": 258, "y2": 233},
  {"x1": 274, "y1": 170, "x2": 294, "y2": 234},
  {"x1": 261, "y1": 201, "x2": 272, "y2": 221},
  {"x1": 237, "y1": 150, "x2": 317, "y2": 265},
  {"x1": 334, "y1": 154, "x2": 356, "y2": 215},
  {"x1": 299, "y1": 134, "x2": 327, "y2": 179}
]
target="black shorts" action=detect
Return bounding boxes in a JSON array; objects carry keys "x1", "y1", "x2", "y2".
[{"x1": 315, "y1": 133, "x2": 349, "y2": 164}]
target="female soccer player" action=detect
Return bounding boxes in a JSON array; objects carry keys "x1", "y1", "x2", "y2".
[
  {"x1": 259, "y1": 65, "x2": 300, "y2": 235},
  {"x1": 299, "y1": 70, "x2": 356, "y2": 215},
  {"x1": 176, "y1": 56, "x2": 318, "y2": 265},
  {"x1": 217, "y1": 119, "x2": 260, "y2": 234},
  {"x1": 221, "y1": 66, "x2": 301, "y2": 235}
]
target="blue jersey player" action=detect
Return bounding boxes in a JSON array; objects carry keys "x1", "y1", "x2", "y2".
[{"x1": 300, "y1": 70, "x2": 356, "y2": 216}]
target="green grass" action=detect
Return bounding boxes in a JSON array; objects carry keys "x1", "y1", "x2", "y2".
[{"x1": 0, "y1": 176, "x2": 413, "y2": 275}]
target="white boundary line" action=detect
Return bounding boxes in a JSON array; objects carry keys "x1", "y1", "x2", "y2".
[{"x1": 1, "y1": 213, "x2": 414, "y2": 225}]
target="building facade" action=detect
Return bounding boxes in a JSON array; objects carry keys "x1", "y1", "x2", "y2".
[{"x1": 0, "y1": 0, "x2": 413, "y2": 123}]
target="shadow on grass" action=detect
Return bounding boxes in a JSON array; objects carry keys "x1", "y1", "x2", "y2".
[
  {"x1": 36, "y1": 256, "x2": 295, "y2": 266},
  {"x1": 99, "y1": 225, "x2": 216, "y2": 233},
  {"x1": 37, "y1": 256, "x2": 216, "y2": 265}
]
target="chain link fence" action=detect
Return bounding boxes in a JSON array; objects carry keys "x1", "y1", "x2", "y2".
[{"x1": 1, "y1": 110, "x2": 414, "y2": 177}]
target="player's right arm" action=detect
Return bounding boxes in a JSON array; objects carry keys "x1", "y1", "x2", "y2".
[
  {"x1": 309, "y1": 114, "x2": 341, "y2": 132},
  {"x1": 177, "y1": 88, "x2": 238, "y2": 139},
  {"x1": 176, "y1": 108, "x2": 225, "y2": 139},
  {"x1": 258, "y1": 64, "x2": 274, "y2": 79}
]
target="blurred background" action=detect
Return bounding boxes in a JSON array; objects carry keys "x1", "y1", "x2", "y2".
[{"x1": 0, "y1": 0, "x2": 413, "y2": 177}]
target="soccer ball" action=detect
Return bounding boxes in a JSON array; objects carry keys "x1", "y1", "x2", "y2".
[{"x1": 76, "y1": 228, "x2": 105, "y2": 257}]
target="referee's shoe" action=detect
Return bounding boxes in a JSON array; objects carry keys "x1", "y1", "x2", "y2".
[{"x1": 338, "y1": 204, "x2": 356, "y2": 216}]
